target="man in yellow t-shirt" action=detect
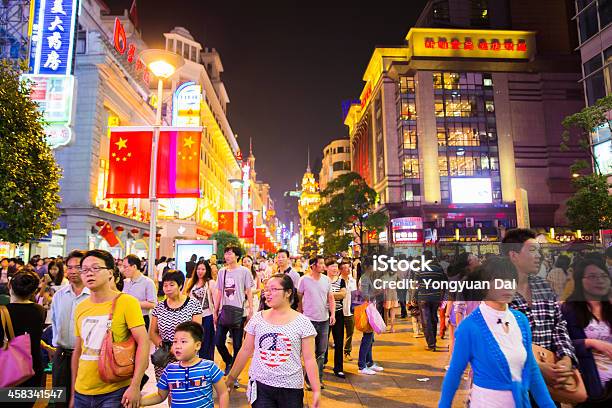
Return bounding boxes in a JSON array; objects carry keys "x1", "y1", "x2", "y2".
[{"x1": 71, "y1": 250, "x2": 149, "y2": 408}]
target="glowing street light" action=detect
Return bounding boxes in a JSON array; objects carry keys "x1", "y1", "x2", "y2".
[
  {"x1": 228, "y1": 178, "x2": 244, "y2": 237},
  {"x1": 139, "y1": 49, "x2": 185, "y2": 276}
]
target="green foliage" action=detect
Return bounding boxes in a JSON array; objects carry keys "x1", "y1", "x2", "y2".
[
  {"x1": 565, "y1": 174, "x2": 612, "y2": 236},
  {"x1": 209, "y1": 230, "x2": 244, "y2": 260},
  {"x1": 300, "y1": 234, "x2": 320, "y2": 259},
  {"x1": 308, "y1": 172, "x2": 388, "y2": 256},
  {"x1": 0, "y1": 60, "x2": 62, "y2": 244},
  {"x1": 561, "y1": 95, "x2": 612, "y2": 175}
]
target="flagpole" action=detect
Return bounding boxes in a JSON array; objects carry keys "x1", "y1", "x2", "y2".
[{"x1": 148, "y1": 77, "x2": 163, "y2": 277}]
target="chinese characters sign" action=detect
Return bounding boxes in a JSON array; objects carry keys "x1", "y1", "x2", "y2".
[
  {"x1": 172, "y1": 82, "x2": 202, "y2": 127},
  {"x1": 407, "y1": 28, "x2": 536, "y2": 60},
  {"x1": 29, "y1": 0, "x2": 78, "y2": 76}
]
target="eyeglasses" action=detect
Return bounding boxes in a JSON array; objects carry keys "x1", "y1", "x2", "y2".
[
  {"x1": 583, "y1": 274, "x2": 610, "y2": 281},
  {"x1": 79, "y1": 266, "x2": 110, "y2": 274},
  {"x1": 263, "y1": 288, "x2": 285, "y2": 294}
]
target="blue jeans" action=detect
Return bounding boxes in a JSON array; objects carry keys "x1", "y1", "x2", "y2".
[
  {"x1": 310, "y1": 320, "x2": 329, "y2": 382},
  {"x1": 358, "y1": 331, "x2": 374, "y2": 370},
  {"x1": 74, "y1": 386, "x2": 127, "y2": 408},
  {"x1": 199, "y1": 314, "x2": 215, "y2": 360}
]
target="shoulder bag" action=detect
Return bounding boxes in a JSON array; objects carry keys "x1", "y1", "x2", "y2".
[
  {"x1": 218, "y1": 269, "x2": 243, "y2": 329},
  {"x1": 354, "y1": 302, "x2": 373, "y2": 333},
  {"x1": 0, "y1": 305, "x2": 34, "y2": 387},
  {"x1": 532, "y1": 344, "x2": 587, "y2": 404},
  {"x1": 98, "y1": 294, "x2": 137, "y2": 383}
]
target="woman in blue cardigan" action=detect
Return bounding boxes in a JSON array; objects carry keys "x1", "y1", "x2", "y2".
[
  {"x1": 561, "y1": 257, "x2": 612, "y2": 407},
  {"x1": 439, "y1": 256, "x2": 555, "y2": 408}
]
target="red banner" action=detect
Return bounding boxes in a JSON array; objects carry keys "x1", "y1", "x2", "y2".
[
  {"x1": 218, "y1": 211, "x2": 234, "y2": 233},
  {"x1": 157, "y1": 130, "x2": 201, "y2": 198},
  {"x1": 255, "y1": 227, "x2": 267, "y2": 243},
  {"x1": 99, "y1": 222, "x2": 120, "y2": 247},
  {"x1": 237, "y1": 211, "x2": 254, "y2": 238},
  {"x1": 106, "y1": 128, "x2": 202, "y2": 199},
  {"x1": 106, "y1": 129, "x2": 153, "y2": 198}
]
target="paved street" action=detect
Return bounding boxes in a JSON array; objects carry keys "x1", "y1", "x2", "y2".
[{"x1": 141, "y1": 317, "x2": 469, "y2": 407}]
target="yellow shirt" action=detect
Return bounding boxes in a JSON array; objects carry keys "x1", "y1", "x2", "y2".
[{"x1": 74, "y1": 293, "x2": 144, "y2": 395}]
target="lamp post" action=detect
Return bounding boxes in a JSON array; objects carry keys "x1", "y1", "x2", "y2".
[
  {"x1": 139, "y1": 49, "x2": 184, "y2": 277},
  {"x1": 228, "y1": 178, "x2": 243, "y2": 237}
]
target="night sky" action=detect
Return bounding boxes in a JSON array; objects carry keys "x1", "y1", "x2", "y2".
[{"x1": 105, "y1": 0, "x2": 427, "y2": 220}]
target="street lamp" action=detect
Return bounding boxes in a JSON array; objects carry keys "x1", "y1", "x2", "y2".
[
  {"x1": 139, "y1": 49, "x2": 185, "y2": 277},
  {"x1": 228, "y1": 178, "x2": 243, "y2": 237}
]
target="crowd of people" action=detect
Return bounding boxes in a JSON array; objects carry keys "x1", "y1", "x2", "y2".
[{"x1": 0, "y1": 228, "x2": 611, "y2": 408}]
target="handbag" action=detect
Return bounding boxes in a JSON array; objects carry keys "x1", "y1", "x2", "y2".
[
  {"x1": 98, "y1": 294, "x2": 137, "y2": 383},
  {"x1": 365, "y1": 302, "x2": 387, "y2": 334},
  {"x1": 532, "y1": 344, "x2": 587, "y2": 404},
  {"x1": 218, "y1": 269, "x2": 244, "y2": 329},
  {"x1": 354, "y1": 302, "x2": 373, "y2": 333},
  {"x1": 0, "y1": 305, "x2": 35, "y2": 387},
  {"x1": 151, "y1": 340, "x2": 173, "y2": 367}
]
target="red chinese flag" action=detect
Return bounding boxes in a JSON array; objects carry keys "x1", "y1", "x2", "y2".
[
  {"x1": 99, "y1": 222, "x2": 120, "y2": 247},
  {"x1": 157, "y1": 129, "x2": 202, "y2": 198},
  {"x1": 237, "y1": 211, "x2": 254, "y2": 238},
  {"x1": 255, "y1": 227, "x2": 266, "y2": 243},
  {"x1": 106, "y1": 129, "x2": 153, "y2": 198},
  {"x1": 217, "y1": 211, "x2": 234, "y2": 233}
]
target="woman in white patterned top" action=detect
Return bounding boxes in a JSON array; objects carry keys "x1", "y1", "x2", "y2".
[
  {"x1": 226, "y1": 274, "x2": 320, "y2": 408},
  {"x1": 184, "y1": 260, "x2": 217, "y2": 361}
]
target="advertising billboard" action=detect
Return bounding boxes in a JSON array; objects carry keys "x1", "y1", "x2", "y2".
[
  {"x1": 172, "y1": 82, "x2": 202, "y2": 127},
  {"x1": 451, "y1": 178, "x2": 492, "y2": 204},
  {"x1": 174, "y1": 240, "x2": 217, "y2": 277},
  {"x1": 391, "y1": 217, "x2": 423, "y2": 243}
]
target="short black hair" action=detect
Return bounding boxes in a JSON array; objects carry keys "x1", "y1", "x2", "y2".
[
  {"x1": 309, "y1": 255, "x2": 324, "y2": 267},
  {"x1": 10, "y1": 268, "x2": 40, "y2": 299},
  {"x1": 81, "y1": 249, "x2": 115, "y2": 270},
  {"x1": 65, "y1": 250, "x2": 85, "y2": 264},
  {"x1": 224, "y1": 244, "x2": 242, "y2": 257},
  {"x1": 161, "y1": 269, "x2": 185, "y2": 289},
  {"x1": 501, "y1": 228, "x2": 537, "y2": 256},
  {"x1": 123, "y1": 254, "x2": 141, "y2": 271},
  {"x1": 175, "y1": 321, "x2": 203, "y2": 342},
  {"x1": 268, "y1": 273, "x2": 296, "y2": 304},
  {"x1": 325, "y1": 257, "x2": 338, "y2": 267},
  {"x1": 465, "y1": 256, "x2": 518, "y2": 301},
  {"x1": 277, "y1": 249, "x2": 290, "y2": 257}
]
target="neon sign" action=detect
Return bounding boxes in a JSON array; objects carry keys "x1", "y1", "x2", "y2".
[
  {"x1": 29, "y1": 0, "x2": 78, "y2": 76},
  {"x1": 113, "y1": 18, "x2": 150, "y2": 83},
  {"x1": 172, "y1": 82, "x2": 202, "y2": 127}
]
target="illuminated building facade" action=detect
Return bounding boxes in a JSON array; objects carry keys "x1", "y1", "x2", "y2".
[
  {"x1": 298, "y1": 162, "x2": 321, "y2": 248},
  {"x1": 319, "y1": 139, "x2": 351, "y2": 191},
  {"x1": 345, "y1": 25, "x2": 587, "y2": 247}
]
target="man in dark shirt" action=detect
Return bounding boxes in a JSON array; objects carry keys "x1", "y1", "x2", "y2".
[{"x1": 416, "y1": 250, "x2": 447, "y2": 351}]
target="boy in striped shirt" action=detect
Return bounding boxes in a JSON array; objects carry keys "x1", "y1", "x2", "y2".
[{"x1": 141, "y1": 321, "x2": 228, "y2": 408}]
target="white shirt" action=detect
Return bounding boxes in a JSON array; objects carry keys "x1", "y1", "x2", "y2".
[
  {"x1": 469, "y1": 302, "x2": 527, "y2": 408},
  {"x1": 342, "y1": 275, "x2": 357, "y2": 316},
  {"x1": 156, "y1": 262, "x2": 167, "y2": 281}
]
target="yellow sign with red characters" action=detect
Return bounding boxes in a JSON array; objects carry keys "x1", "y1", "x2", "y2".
[{"x1": 407, "y1": 28, "x2": 536, "y2": 60}]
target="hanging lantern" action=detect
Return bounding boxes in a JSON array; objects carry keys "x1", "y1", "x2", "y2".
[
  {"x1": 130, "y1": 228, "x2": 139, "y2": 234},
  {"x1": 115, "y1": 226, "x2": 125, "y2": 232},
  {"x1": 95, "y1": 220, "x2": 105, "y2": 227},
  {"x1": 143, "y1": 232, "x2": 150, "y2": 238}
]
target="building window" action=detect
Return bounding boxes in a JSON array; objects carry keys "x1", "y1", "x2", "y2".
[
  {"x1": 605, "y1": 46, "x2": 612, "y2": 96},
  {"x1": 578, "y1": 2, "x2": 599, "y2": 43},
  {"x1": 403, "y1": 128, "x2": 418, "y2": 149},
  {"x1": 76, "y1": 25, "x2": 87, "y2": 54},
  {"x1": 403, "y1": 157, "x2": 419, "y2": 178},
  {"x1": 584, "y1": 54, "x2": 606, "y2": 105},
  {"x1": 599, "y1": 0, "x2": 612, "y2": 28},
  {"x1": 470, "y1": 0, "x2": 490, "y2": 27}
]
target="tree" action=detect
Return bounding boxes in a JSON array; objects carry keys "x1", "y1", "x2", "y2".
[
  {"x1": 209, "y1": 230, "x2": 244, "y2": 261},
  {"x1": 300, "y1": 234, "x2": 320, "y2": 259},
  {"x1": 561, "y1": 95, "x2": 612, "y2": 242},
  {"x1": 565, "y1": 174, "x2": 612, "y2": 240},
  {"x1": 308, "y1": 172, "x2": 388, "y2": 256},
  {"x1": 0, "y1": 60, "x2": 62, "y2": 244}
]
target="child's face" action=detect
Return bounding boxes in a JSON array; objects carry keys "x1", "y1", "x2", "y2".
[{"x1": 172, "y1": 331, "x2": 201, "y2": 361}]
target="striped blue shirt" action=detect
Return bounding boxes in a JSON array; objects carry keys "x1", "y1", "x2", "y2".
[{"x1": 158, "y1": 359, "x2": 223, "y2": 408}]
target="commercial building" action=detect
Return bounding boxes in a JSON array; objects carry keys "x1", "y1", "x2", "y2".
[
  {"x1": 298, "y1": 162, "x2": 321, "y2": 249},
  {"x1": 319, "y1": 138, "x2": 351, "y2": 191},
  {"x1": 572, "y1": 0, "x2": 611, "y2": 177},
  {"x1": 344, "y1": 18, "x2": 587, "y2": 250}
]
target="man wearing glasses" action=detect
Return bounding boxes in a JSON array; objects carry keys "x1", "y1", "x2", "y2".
[
  {"x1": 50, "y1": 250, "x2": 89, "y2": 407},
  {"x1": 70, "y1": 249, "x2": 149, "y2": 408}
]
